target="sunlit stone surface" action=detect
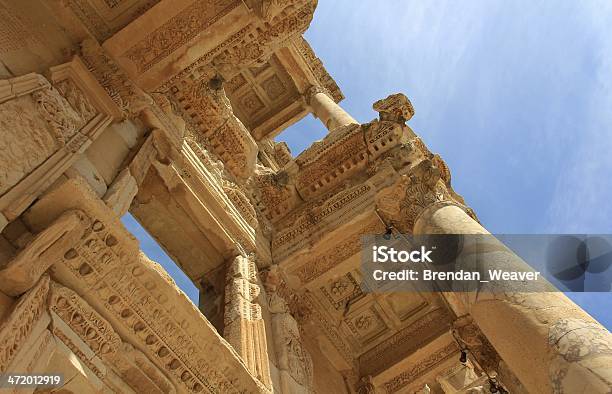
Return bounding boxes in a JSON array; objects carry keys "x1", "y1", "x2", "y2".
[{"x1": 0, "y1": 1, "x2": 610, "y2": 393}]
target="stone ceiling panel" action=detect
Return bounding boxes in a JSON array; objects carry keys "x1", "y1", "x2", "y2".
[{"x1": 226, "y1": 54, "x2": 303, "y2": 140}]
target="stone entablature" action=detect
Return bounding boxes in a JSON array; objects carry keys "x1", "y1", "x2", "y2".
[
  {"x1": 23, "y1": 177, "x2": 268, "y2": 393},
  {"x1": 1, "y1": 1, "x2": 612, "y2": 393}
]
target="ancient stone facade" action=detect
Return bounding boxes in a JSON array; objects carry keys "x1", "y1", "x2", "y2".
[{"x1": 0, "y1": 1, "x2": 611, "y2": 393}]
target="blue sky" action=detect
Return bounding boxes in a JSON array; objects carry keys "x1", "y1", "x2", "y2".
[{"x1": 123, "y1": 1, "x2": 612, "y2": 329}]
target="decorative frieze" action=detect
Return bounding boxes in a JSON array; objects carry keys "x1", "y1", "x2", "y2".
[
  {"x1": 27, "y1": 178, "x2": 268, "y2": 393},
  {"x1": 382, "y1": 343, "x2": 457, "y2": 393},
  {"x1": 49, "y1": 281, "x2": 122, "y2": 360},
  {"x1": 0, "y1": 60, "x2": 115, "y2": 223},
  {"x1": 0, "y1": 275, "x2": 50, "y2": 373},
  {"x1": 169, "y1": 78, "x2": 257, "y2": 179},
  {"x1": 0, "y1": 210, "x2": 88, "y2": 296}
]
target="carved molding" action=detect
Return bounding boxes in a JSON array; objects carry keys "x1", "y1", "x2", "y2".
[
  {"x1": 169, "y1": 79, "x2": 257, "y2": 179},
  {"x1": 0, "y1": 210, "x2": 88, "y2": 296},
  {"x1": 359, "y1": 309, "x2": 453, "y2": 377},
  {"x1": 49, "y1": 281, "x2": 122, "y2": 360},
  {"x1": 0, "y1": 275, "x2": 50, "y2": 373},
  {"x1": 211, "y1": 0, "x2": 316, "y2": 78},
  {"x1": 293, "y1": 38, "x2": 343, "y2": 102},
  {"x1": 122, "y1": 0, "x2": 241, "y2": 74},
  {"x1": 0, "y1": 63, "x2": 114, "y2": 222},
  {"x1": 382, "y1": 343, "x2": 457, "y2": 393}
]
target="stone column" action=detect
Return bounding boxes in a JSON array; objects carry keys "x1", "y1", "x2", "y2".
[
  {"x1": 401, "y1": 167, "x2": 612, "y2": 393},
  {"x1": 306, "y1": 86, "x2": 357, "y2": 131},
  {"x1": 223, "y1": 255, "x2": 272, "y2": 389}
]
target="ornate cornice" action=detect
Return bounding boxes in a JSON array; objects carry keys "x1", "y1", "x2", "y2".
[
  {"x1": 382, "y1": 342, "x2": 458, "y2": 393},
  {"x1": 294, "y1": 37, "x2": 343, "y2": 102}
]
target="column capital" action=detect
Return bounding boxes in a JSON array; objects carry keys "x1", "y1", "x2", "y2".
[
  {"x1": 303, "y1": 84, "x2": 333, "y2": 105},
  {"x1": 376, "y1": 159, "x2": 458, "y2": 233}
]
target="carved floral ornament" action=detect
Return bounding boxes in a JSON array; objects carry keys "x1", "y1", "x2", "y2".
[
  {"x1": 376, "y1": 159, "x2": 448, "y2": 233},
  {"x1": 211, "y1": 0, "x2": 316, "y2": 78},
  {"x1": 375, "y1": 153, "x2": 478, "y2": 234}
]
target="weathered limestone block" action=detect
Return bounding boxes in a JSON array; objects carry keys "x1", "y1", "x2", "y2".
[
  {"x1": 48, "y1": 278, "x2": 176, "y2": 393},
  {"x1": 48, "y1": 281, "x2": 121, "y2": 379},
  {"x1": 48, "y1": 56, "x2": 123, "y2": 122},
  {"x1": 66, "y1": 155, "x2": 109, "y2": 197},
  {"x1": 129, "y1": 132, "x2": 158, "y2": 186},
  {"x1": 85, "y1": 125, "x2": 132, "y2": 185},
  {"x1": 258, "y1": 139, "x2": 293, "y2": 170},
  {"x1": 103, "y1": 168, "x2": 138, "y2": 216},
  {"x1": 364, "y1": 120, "x2": 406, "y2": 161},
  {"x1": 209, "y1": 0, "x2": 317, "y2": 79},
  {"x1": 252, "y1": 166, "x2": 302, "y2": 223},
  {"x1": 223, "y1": 181, "x2": 258, "y2": 229},
  {"x1": 273, "y1": 178, "x2": 384, "y2": 265},
  {"x1": 0, "y1": 210, "x2": 88, "y2": 296},
  {"x1": 80, "y1": 40, "x2": 186, "y2": 149},
  {"x1": 113, "y1": 342, "x2": 177, "y2": 394}
]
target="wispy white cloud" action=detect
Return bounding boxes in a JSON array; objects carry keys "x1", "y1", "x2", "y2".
[{"x1": 546, "y1": 1, "x2": 612, "y2": 233}]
